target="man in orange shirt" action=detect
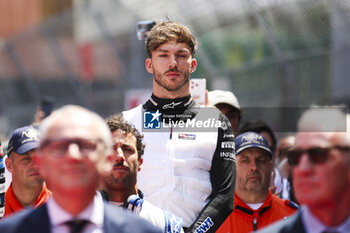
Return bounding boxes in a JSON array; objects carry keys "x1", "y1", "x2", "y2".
[
  {"x1": 4, "y1": 126, "x2": 51, "y2": 217},
  {"x1": 217, "y1": 131, "x2": 297, "y2": 233}
]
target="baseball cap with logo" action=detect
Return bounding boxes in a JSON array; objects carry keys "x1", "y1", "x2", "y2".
[
  {"x1": 235, "y1": 131, "x2": 272, "y2": 156},
  {"x1": 7, "y1": 126, "x2": 40, "y2": 156},
  {"x1": 208, "y1": 90, "x2": 241, "y2": 111}
]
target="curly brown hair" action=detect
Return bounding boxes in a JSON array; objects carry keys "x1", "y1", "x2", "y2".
[
  {"x1": 145, "y1": 20, "x2": 198, "y2": 57},
  {"x1": 105, "y1": 114, "x2": 145, "y2": 160}
]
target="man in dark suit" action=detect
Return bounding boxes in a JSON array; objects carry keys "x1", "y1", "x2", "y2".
[
  {"x1": 259, "y1": 108, "x2": 350, "y2": 233},
  {"x1": 0, "y1": 105, "x2": 161, "y2": 233}
]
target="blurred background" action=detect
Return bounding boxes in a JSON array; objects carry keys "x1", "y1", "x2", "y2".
[{"x1": 0, "y1": 0, "x2": 349, "y2": 140}]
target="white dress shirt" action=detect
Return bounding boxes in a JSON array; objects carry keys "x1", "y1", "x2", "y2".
[
  {"x1": 47, "y1": 193, "x2": 104, "y2": 233},
  {"x1": 302, "y1": 205, "x2": 350, "y2": 233}
]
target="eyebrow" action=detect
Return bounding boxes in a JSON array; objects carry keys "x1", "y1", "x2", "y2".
[
  {"x1": 239, "y1": 154, "x2": 269, "y2": 160},
  {"x1": 238, "y1": 155, "x2": 249, "y2": 160},
  {"x1": 257, "y1": 155, "x2": 269, "y2": 160},
  {"x1": 121, "y1": 143, "x2": 135, "y2": 148},
  {"x1": 155, "y1": 48, "x2": 190, "y2": 53},
  {"x1": 114, "y1": 141, "x2": 135, "y2": 147}
]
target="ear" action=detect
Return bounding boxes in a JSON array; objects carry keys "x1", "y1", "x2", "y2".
[
  {"x1": 5, "y1": 157, "x2": 13, "y2": 173},
  {"x1": 145, "y1": 58, "x2": 153, "y2": 74},
  {"x1": 190, "y1": 58, "x2": 197, "y2": 73},
  {"x1": 138, "y1": 157, "x2": 143, "y2": 172}
]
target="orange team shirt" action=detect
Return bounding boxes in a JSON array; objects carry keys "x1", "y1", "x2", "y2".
[
  {"x1": 217, "y1": 191, "x2": 298, "y2": 233},
  {"x1": 4, "y1": 183, "x2": 52, "y2": 218}
]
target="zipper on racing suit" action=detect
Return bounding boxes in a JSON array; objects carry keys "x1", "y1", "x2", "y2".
[{"x1": 253, "y1": 217, "x2": 257, "y2": 231}]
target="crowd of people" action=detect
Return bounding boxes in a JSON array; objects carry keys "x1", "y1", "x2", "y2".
[{"x1": 0, "y1": 20, "x2": 349, "y2": 233}]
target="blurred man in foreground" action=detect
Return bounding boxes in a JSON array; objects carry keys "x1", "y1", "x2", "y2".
[
  {"x1": 217, "y1": 132, "x2": 297, "y2": 233},
  {"x1": 0, "y1": 105, "x2": 161, "y2": 233},
  {"x1": 4, "y1": 126, "x2": 51, "y2": 217},
  {"x1": 101, "y1": 114, "x2": 184, "y2": 232},
  {"x1": 259, "y1": 107, "x2": 350, "y2": 233}
]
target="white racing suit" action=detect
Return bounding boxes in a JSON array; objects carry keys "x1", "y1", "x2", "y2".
[{"x1": 123, "y1": 94, "x2": 236, "y2": 233}]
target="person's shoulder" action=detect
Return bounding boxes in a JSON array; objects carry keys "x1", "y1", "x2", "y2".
[
  {"x1": 141, "y1": 200, "x2": 184, "y2": 233},
  {"x1": 122, "y1": 105, "x2": 144, "y2": 128},
  {"x1": 141, "y1": 200, "x2": 165, "y2": 216},
  {"x1": 0, "y1": 205, "x2": 47, "y2": 233},
  {"x1": 104, "y1": 203, "x2": 162, "y2": 233},
  {"x1": 139, "y1": 201, "x2": 166, "y2": 230},
  {"x1": 285, "y1": 200, "x2": 299, "y2": 210},
  {"x1": 123, "y1": 104, "x2": 143, "y2": 117},
  {"x1": 0, "y1": 210, "x2": 26, "y2": 231},
  {"x1": 271, "y1": 194, "x2": 299, "y2": 211},
  {"x1": 258, "y1": 211, "x2": 302, "y2": 233},
  {"x1": 197, "y1": 105, "x2": 232, "y2": 132},
  {"x1": 197, "y1": 104, "x2": 221, "y2": 116}
]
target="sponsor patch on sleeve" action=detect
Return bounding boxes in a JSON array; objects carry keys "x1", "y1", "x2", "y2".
[
  {"x1": 178, "y1": 133, "x2": 196, "y2": 140},
  {"x1": 221, "y1": 141, "x2": 235, "y2": 149}
]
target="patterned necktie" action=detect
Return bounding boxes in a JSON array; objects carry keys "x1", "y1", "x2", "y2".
[{"x1": 65, "y1": 219, "x2": 89, "y2": 233}]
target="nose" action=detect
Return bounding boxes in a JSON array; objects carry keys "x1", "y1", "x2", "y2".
[
  {"x1": 113, "y1": 147, "x2": 125, "y2": 162},
  {"x1": 66, "y1": 143, "x2": 82, "y2": 160},
  {"x1": 292, "y1": 152, "x2": 314, "y2": 178},
  {"x1": 31, "y1": 161, "x2": 39, "y2": 170},
  {"x1": 250, "y1": 160, "x2": 258, "y2": 171},
  {"x1": 28, "y1": 157, "x2": 39, "y2": 170},
  {"x1": 169, "y1": 55, "x2": 177, "y2": 69},
  {"x1": 296, "y1": 153, "x2": 313, "y2": 169}
]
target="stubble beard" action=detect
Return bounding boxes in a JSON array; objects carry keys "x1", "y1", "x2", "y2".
[
  {"x1": 25, "y1": 176, "x2": 44, "y2": 188},
  {"x1": 107, "y1": 172, "x2": 137, "y2": 191},
  {"x1": 239, "y1": 173, "x2": 270, "y2": 194},
  {"x1": 153, "y1": 68, "x2": 190, "y2": 92}
]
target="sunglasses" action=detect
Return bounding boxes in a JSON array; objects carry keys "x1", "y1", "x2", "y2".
[{"x1": 287, "y1": 146, "x2": 350, "y2": 166}]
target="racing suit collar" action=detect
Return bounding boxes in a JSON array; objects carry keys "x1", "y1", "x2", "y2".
[
  {"x1": 143, "y1": 94, "x2": 193, "y2": 112},
  {"x1": 143, "y1": 94, "x2": 198, "y2": 123},
  {"x1": 234, "y1": 191, "x2": 273, "y2": 216}
]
